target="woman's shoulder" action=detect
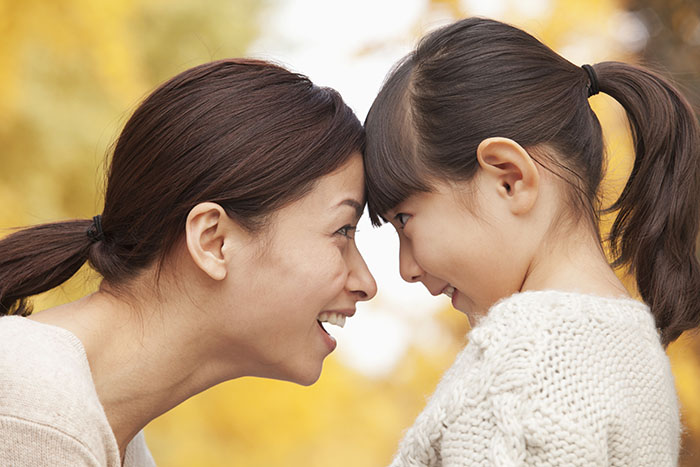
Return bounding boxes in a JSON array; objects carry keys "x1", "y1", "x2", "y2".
[
  {"x1": 0, "y1": 315, "x2": 119, "y2": 464},
  {"x1": 0, "y1": 315, "x2": 92, "y2": 391}
]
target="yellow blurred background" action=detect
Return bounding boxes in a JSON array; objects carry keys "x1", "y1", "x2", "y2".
[{"x1": 1, "y1": 0, "x2": 699, "y2": 465}]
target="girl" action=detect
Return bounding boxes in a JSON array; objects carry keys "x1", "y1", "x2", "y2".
[
  {"x1": 364, "y1": 17, "x2": 699, "y2": 466},
  {"x1": 0, "y1": 59, "x2": 376, "y2": 466}
]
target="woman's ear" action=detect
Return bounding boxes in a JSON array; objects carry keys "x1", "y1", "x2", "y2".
[
  {"x1": 185, "y1": 202, "x2": 247, "y2": 281},
  {"x1": 475, "y1": 137, "x2": 539, "y2": 215}
]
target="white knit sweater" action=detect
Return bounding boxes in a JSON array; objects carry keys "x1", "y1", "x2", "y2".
[
  {"x1": 390, "y1": 291, "x2": 680, "y2": 466},
  {"x1": 0, "y1": 316, "x2": 155, "y2": 466}
]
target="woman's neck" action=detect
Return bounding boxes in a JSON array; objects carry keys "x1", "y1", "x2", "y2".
[{"x1": 29, "y1": 286, "x2": 248, "y2": 460}]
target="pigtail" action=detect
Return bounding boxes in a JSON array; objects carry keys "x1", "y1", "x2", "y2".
[
  {"x1": 596, "y1": 61, "x2": 700, "y2": 346},
  {"x1": 0, "y1": 220, "x2": 94, "y2": 316}
]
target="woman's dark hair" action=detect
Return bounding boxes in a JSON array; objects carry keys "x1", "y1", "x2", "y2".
[
  {"x1": 364, "y1": 17, "x2": 700, "y2": 346},
  {"x1": 0, "y1": 58, "x2": 364, "y2": 316}
]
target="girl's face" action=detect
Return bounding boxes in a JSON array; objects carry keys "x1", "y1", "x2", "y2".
[
  {"x1": 224, "y1": 153, "x2": 377, "y2": 385},
  {"x1": 386, "y1": 176, "x2": 527, "y2": 322}
]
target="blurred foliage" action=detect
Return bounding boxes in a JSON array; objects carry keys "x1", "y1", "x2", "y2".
[
  {"x1": 614, "y1": 2, "x2": 700, "y2": 464},
  {"x1": 1, "y1": 0, "x2": 699, "y2": 466},
  {"x1": 0, "y1": 0, "x2": 260, "y2": 225},
  {"x1": 625, "y1": 0, "x2": 700, "y2": 110}
]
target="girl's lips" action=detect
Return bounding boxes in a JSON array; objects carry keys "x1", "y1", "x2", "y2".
[
  {"x1": 441, "y1": 285, "x2": 455, "y2": 298},
  {"x1": 451, "y1": 288, "x2": 458, "y2": 308}
]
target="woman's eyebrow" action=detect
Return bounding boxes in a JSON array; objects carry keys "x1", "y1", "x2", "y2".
[{"x1": 336, "y1": 198, "x2": 364, "y2": 218}]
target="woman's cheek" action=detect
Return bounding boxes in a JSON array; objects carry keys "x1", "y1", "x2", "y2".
[
  {"x1": 330, "y1": 251, "x2": 351, "y2": 290},
  {"x1": 304, "y1": 247, "x2": 347, "y2": 298}
]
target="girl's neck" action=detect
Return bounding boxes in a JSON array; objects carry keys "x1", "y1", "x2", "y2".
[{"x1": 521, "y1": 225, "x2": 630, "y2": 300}]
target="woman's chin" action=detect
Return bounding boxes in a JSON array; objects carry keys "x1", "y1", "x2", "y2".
[
  {"x1": 296, "y1": 373, "x2": 322, "y2": 387},
  {"x1": 273, "y1": 360, "x2": 324, "y2": 387},
  {"x1": 291, "y1": 366, "x2": 323, "y2": 386}
]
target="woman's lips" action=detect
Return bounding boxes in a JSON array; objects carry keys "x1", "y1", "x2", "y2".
[
  {"x1": 317, "y1": 320, "x2": 337, "y2": 352},
  {"x1": 316, "y1": 309, "x2": 355, "y2": 353}
]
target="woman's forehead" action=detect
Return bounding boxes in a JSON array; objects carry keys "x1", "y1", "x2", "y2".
[{"x1": 271, "y1": 154, "x2": 366, "y2": 222}]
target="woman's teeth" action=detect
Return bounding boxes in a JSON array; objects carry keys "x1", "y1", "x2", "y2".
[
  {"x1": 317, "y1": 311, "x2": 347, "y2": 329},
  {"x1": 443, "y1": 285, "x2": 455, "y2": 298}
]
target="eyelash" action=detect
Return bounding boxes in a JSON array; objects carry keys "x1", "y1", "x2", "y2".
[
  {"x1": 336, "y1": 224, "x2": 358, "y2": 239},
  {"x1": 394, "y1": 213, "x2": 411, "y2": 229}
]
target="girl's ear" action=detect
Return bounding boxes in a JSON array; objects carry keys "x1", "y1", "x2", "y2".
[
  {"x1": 475, "y1": 137, "x2": 539, "y2": 215},
  {"x1": 185, "y1": 202, "x2": 249, "y2": 281}
]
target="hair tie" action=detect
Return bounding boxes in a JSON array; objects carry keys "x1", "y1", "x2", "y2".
[
  {"x1": 582, "y1": 64, "x2": 600, "y2": 97},
  {"x1": 87, "y1": 215, "x2": 105, "y2": 243}
]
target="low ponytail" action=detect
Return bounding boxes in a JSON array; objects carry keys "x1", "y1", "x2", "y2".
[
  {"x1": 0, "y1": 220, "x2": 94, "y2": 316},
  {"x1": 1, "y1": 59, "x2": 365, "y2": 318},
  {"x1": 596, "y1": 61, "x2": 700, "y2": 346}
]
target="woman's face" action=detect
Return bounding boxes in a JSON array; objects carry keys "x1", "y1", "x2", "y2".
[
  {"x1": 385, "y1": 177, "x2": 525, "y2": 323},
  {"x1": 224, "y1": 153, "x2": 377, "y2": 385}
]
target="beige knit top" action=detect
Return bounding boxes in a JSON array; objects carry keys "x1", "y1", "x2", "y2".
[
  {"x1": 390, "y1": 291, "x2": 680, "y2": 466},
  {"x1": 0, "y1": 316, "x2": 155, "y2": 466}
]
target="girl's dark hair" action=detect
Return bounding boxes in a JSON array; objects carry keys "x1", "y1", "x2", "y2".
[
  {"x1": 0, "y1": 58, "x2": 364, "y2": 316},
  {"x1": 364, "y1": 17, "x2": 700, "y2": 346}
]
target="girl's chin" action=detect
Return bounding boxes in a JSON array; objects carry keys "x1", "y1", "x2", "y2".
[
  {"x1": 452, "y1": 291, "x2": 485, "y2": 324},
  {"x1": 451, "y1": 288, "x2": 470, "y2": 313}
]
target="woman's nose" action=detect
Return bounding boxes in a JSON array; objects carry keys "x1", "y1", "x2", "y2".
[{"x1": 346, "y1": 245, "x2": 377, "y2": 301}]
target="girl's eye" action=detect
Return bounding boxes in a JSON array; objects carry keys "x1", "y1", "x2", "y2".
[
  {"x1": 394, "y1": 213, "x2": 411, "y2": 229},
  {"x1": 336, "y1": 224, "x2": 358, "y2": 240}
]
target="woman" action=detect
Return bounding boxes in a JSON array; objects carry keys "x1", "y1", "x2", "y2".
[{"x1": 0, "y1": 58, "x2": 376, "y2": 466}]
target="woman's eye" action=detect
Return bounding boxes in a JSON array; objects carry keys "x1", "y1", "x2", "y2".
[
  {"x1": 336, "y1": 224, "x2": 358, "y2": 239},
  {"x1": 394, "y1": 213, "x2": 411, "y2": 229}
]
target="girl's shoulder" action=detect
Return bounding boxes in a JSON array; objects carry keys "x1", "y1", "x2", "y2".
[
  {"x1": 458, "y1": 290, "x2": 666, "y2": 389},
  {"x1": 476, "y1": 289, "x2": 657, "y2": 340},
  {"x1": 391, "y1": 291, "x2": 679, "y2": 467},
  {"x1": 493, "y1": 288, "x2": 649, "y2": 315},
  {"x1": 458, "y1": 290, "x2": 671, "y2": 397}
]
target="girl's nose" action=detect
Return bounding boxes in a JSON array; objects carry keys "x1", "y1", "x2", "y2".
[{"x1": 399, "y1": 239, "x2": 423, "y2": 283}]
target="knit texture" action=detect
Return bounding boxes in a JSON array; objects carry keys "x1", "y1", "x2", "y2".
[
  {"x1": 390, "y1": 290, "x2": 680, "y2": 466},
  {"x1": 0, "y1": 316, "x2": 155, "y2": 466}
]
